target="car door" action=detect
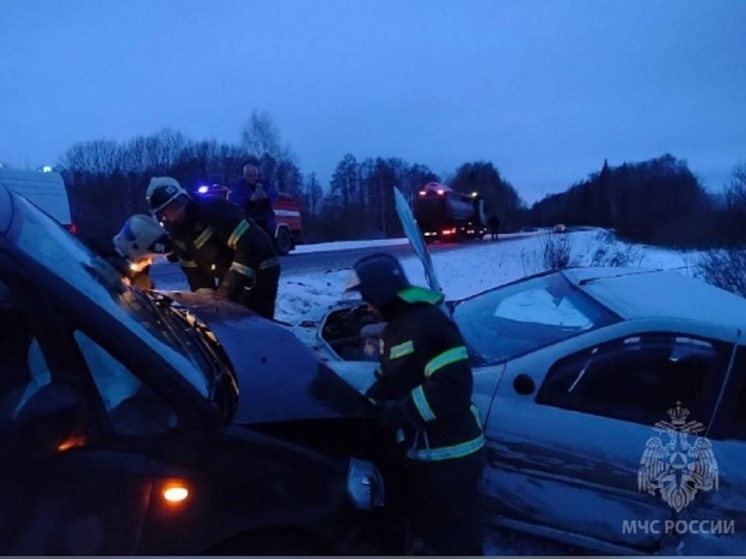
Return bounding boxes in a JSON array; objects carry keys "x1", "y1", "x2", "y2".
[
  {"x1": 0, "y1": 267, "x2": 156, "y2": 555},
  {"x1": 482, "y1": 319, "x2": 734, "y2": 554},
  {"x1": 672, "y1": 341, "x2": 746, "y2": 555}
]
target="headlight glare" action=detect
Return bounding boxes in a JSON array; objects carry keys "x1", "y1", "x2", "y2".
[{"x1": 346, "y1": 458, "x2": 384, "y2": 509}]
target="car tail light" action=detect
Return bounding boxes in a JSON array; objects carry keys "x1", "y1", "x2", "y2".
[{"x1": 66, "y1": 223, "x2": 77, "y2": 235}]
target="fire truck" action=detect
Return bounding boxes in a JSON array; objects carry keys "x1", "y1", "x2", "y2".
[
  {"x1": 412, "y1": 182, "x2": 487, "y2": 243},
  {"x1": 195, "y1": 184, "x2": 303, "y2": 255}
]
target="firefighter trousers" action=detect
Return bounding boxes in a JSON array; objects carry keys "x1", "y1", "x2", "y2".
[
  {"x1": 404, "y1": 446, "x2": 486, "y2": 556},
  {"x1": 237, "y1": 264, "x2": 281, "y2": 320}
]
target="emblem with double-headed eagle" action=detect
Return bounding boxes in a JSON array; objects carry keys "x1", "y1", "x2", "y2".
[{"x1": 637, "y1": 401, "x2": 718, "y2": 512}]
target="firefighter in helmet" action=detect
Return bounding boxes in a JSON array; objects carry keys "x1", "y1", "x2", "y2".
[
  {"x1": 344, "y1": 252, "x2": 486, "y2": 556},
  {"x1": 86, "y1": 214, "x2": 173, "y2": 290},
  {"x1": 145, "y1": 176, "x2": 281, "y2": 319}
]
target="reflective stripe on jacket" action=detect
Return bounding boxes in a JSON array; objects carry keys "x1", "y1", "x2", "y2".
[
  {"x1": 165, "y1": 197, "x2": 278, "y2": 291},
  {"x1": 366, "y1": 286, "x2": 484, "y2": 461}
]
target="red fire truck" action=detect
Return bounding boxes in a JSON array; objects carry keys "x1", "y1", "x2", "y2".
[
  {"x1": 271, "y1": 191, "x2": 303, "y2": 255},
  {"x1": 195, "y1": 184, "x2": 303, "y2": 255}
]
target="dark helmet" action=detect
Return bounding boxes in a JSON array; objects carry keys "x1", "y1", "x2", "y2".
[{"x1": 344, "y1": 252, "x2": 411, "y2": 307}]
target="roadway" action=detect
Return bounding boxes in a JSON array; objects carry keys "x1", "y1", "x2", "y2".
[{"x1": 148, "y1": 233, "x2": 536, "y2": 286}]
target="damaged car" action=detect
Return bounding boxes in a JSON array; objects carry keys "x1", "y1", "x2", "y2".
[
  {"x1": 0, "y1": 183, "x2": 409, "y2": 555},
  {"x1": 292, "y1": 188, "x2": 746, "y2": 556}
]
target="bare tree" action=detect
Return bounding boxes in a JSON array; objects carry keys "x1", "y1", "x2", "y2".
[
  {"x1": 303, "y1": 173, "x2": 323, "y2": 216},
  {"x1": 724, "y1": 163, "x2": 746, "y2": 211},
  {"x1": 61, "y1": 139, "x2": 120, "y2": 175},
  {"x1": 240, "y1": 110, "x2": 283, "y2": 159},
  {"x1": 696, "y1": 248, "x2": 746, "y2": 297},
  {"x1": 155, "y1": 128, "x2": 187, "y2": 170}
]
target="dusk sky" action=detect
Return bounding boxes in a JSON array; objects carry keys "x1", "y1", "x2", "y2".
[{"x1": 2, "y1": 0, "x2": 744, "y2": 204}]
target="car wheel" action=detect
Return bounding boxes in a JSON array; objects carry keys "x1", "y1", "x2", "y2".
[
  {"x1": 204, "y1": 529, "x2": 324, "y2": 556},
  {"x1": 274, "y1": 228, "x2": 293, "y2": 255}
]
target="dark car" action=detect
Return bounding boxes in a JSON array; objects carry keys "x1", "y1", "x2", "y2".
[{"x1": 0, "y1": 184, "x2": 404, "y2": 555}]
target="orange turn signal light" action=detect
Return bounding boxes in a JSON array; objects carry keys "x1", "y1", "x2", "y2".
[{"x1": 162, "y1": 484, "x2": 189, "y2": 504}]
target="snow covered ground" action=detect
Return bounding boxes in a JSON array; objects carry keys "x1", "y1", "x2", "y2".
[
  {"x1": 155, "y1": 228, "x2": 702, "y2": 325},
  {"x1": 153, "y1": 228, "x2": 710, "y2": 555}
]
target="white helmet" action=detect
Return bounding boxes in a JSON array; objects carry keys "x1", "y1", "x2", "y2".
[
  {"x1": 113, "y1": 214, "x2": 174, "y2": 262},
  {"x1": 146, "y1": 176, "x2": 191, "y2": 214}
]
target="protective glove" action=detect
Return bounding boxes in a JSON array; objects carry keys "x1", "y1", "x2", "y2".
[
  {"x1": 375, "y1": 399, "x2": 416, "y2": 430},
  {"x1": 216, "y1": 269, "x2": 255, "y2": 300}
]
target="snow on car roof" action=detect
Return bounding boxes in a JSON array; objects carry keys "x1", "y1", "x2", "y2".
[{"x1": 563, "y1": 266, "x2": 746, "y2": 331}]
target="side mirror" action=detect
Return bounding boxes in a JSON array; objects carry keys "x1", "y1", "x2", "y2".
[{"x1": 13, "y1": 382, "x2": 83, "y2": 458}]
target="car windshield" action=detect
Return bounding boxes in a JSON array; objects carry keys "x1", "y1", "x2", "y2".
[
  {"x1": 10, "y1": 193, "x2": 211, "y2": 396},
  {"x1": 453, "y1": 272, "x2": 620, "y2": 363}
]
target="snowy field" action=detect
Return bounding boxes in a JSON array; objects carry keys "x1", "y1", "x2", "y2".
[
  {"x1": 155, "y1": 228, "x2": 702, "y2": 325},
  {"x1": 153, "y1": 228, "x2": 712, "y2": 555}
]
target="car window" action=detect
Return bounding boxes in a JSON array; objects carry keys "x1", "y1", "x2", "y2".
[
  {"x1": 73, "y1": 330, "x2": 179, "y2": 438},
  {"x1": 10, "y1": 194, "x2": 210, "y2": 397},
  {"x1": 536, "y1": 333, "x2": 723, "y2": 426},
  {"x1": 720, "y1": 346, "x2": 746, "y2": 441},
  {"x1": 454, "y1": 272, "x2": 619, "y2": 362},
  {"x1": 0, "y1": 280, "x2": 52, "y2": 424}
]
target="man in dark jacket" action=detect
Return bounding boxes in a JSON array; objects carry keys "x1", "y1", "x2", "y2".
[
  {"x1": 487, "y1": 215, "x2": 500, "y2": 241},
  {"x1": 146, "y1": 176, "x2": 281, "y2": 319},
  {"x1": 229, "y1": 163, "x2": 277, "y2": 237},
  {"x1": 344, "y1": 252, "x2": 486, "y2": 556}
]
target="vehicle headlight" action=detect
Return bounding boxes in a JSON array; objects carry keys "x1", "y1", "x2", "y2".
[{"x1": 346, "y1": 458, "x2": 385, "y2": 509}]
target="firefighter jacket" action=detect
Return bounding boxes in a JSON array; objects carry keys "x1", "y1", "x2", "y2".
[
  {"x1": 165, "y1": 197, "x2": 279, "y2": 292},
  {"x1": 365, "y1": 286, "x2": 485, "y2": 462}
]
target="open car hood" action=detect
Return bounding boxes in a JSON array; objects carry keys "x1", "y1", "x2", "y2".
[
  {"x1": 161, "y1": 290, "x2": 374, "y2": 425},
  {"x1": 393, "y1": 187, "x2": 448, "y2": 311}
]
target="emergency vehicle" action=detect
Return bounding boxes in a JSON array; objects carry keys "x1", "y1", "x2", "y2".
[
  {"x1": 195, "y1": 184, "x2": 303, "y2": 255},
  {"x1": 412, "y1": 182, "x2": 487, "y2": 243},
  {"x1": 0, "y1": 167, "x2": 75, "y2": 234}
]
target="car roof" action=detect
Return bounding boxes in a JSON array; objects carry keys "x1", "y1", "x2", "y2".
[
  {"x1": 562, "y1": 266, "x2": 746, "y2": 331},
  {"x1": 0, "y1": 168, "x2": 71, "y2": 225},
  {"x1": 0, "y1": 183, "x2": 12, "y2": 233}
]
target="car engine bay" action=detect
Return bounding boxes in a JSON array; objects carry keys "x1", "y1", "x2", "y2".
[{"x1": 320, "y1": 304, "x2": 386, "y2": 362}]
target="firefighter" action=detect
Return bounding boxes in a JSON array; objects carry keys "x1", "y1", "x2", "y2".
[
  {"x1": 88, "y1": 214, "x2": 173, "y2": 290},
  {"x1": 145, "y1": 176, "x2": 281, "y2": 320},
  {"x1": 344, "y1": 252, "x2": 486, "y2": 556}
]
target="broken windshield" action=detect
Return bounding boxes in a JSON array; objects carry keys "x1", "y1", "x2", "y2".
[{"x1": 453, "y1": 272, "x2": 620, "y2": 363}]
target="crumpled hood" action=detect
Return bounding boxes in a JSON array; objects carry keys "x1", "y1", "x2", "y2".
[{"x1": 161, "y1": 290, "x2": 373, "y2": 425}]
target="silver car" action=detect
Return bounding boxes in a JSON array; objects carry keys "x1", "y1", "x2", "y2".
[{"x1": 294, "y1": 189, "x2": 746, "y2": 555}]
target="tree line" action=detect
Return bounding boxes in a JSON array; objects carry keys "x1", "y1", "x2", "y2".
[
  {"x1": 56, "y1": 114, "x2": 524, "y2": 244},
  {"x1": 47, "y1": 111, "x2": 745, "y2": 248},
  {"x1": 528, "y1": 155, "x2": 746, "y2": 248}
]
